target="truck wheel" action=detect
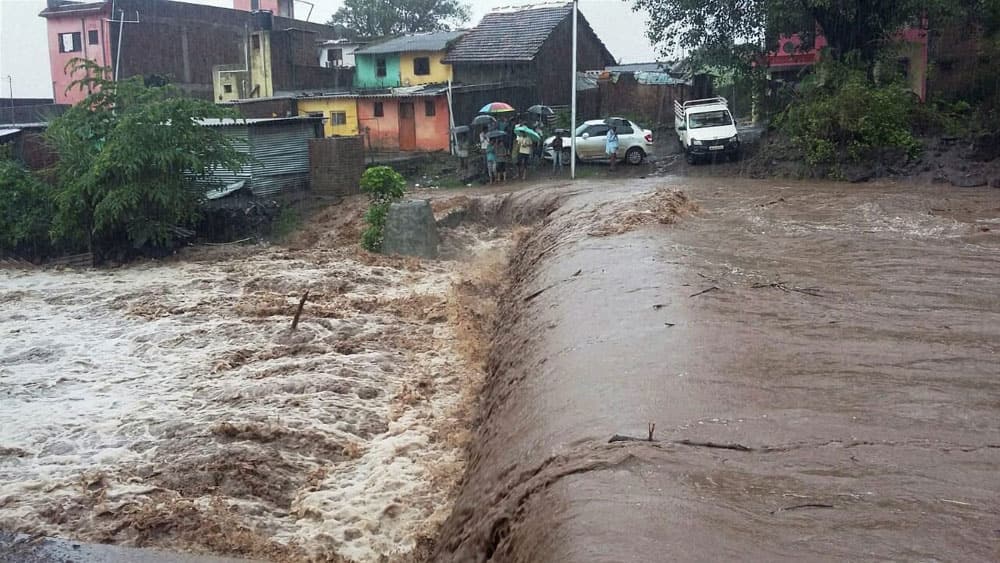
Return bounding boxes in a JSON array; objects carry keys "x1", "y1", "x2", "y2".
[
  {"x1": 686, "y1": 150, "x2": 698, "y2": 165},
  {"x1": 625, "y1": 147, "x2": 645, "y2": 165}
]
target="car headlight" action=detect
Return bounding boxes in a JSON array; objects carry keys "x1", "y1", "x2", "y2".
[
  {"x1": 692, "y1": 139, "x2": 703, "y2": 146},
  {"x1": 731, "y1": 135, "x2": 740, "y2": 144}
]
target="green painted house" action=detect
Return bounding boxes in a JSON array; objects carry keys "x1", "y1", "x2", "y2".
[{"x1": 353, "y1": 31, "x2": 465, "y2": 89}]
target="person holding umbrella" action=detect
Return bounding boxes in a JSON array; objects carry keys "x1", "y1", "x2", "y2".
[
  {"x1": 515, "y1": 130, "x2": 534, "y2": 181},
  {"x1": 606, "y1": 125, "x2": 619, "y2": 172}
]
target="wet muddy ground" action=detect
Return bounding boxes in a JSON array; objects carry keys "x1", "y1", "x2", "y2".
[{"x1": 436, "y1": 177, "x2": 1000, "y2": 562}]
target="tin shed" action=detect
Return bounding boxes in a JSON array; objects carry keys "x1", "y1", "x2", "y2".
[{"x1": 196, "y1": 116, "x2": 323, "y2": 196}]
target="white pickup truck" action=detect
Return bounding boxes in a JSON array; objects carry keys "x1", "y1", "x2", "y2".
[{"x1": 674, "y1": 97, "x2": 741, "y2": 164}]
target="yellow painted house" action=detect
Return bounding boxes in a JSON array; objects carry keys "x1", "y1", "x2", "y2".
[
  {"x1": 353, "y1": 30, "x2": 465, "y2": 88},
  {"x1": 298, "y1": 96, "x2": 360, "y2": 137},
  {"x1": 399, "y1": 50, "x2": 453, "y2": 85}
]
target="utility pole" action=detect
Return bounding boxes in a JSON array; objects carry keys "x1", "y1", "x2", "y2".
[
  {"x1": 570, "y1": 0, "x2": 578, "y2": 179},
  {"x1": 108, "y1": 1, "x2": 140, "y2": 81},
  {"x1": 6, "y1": 76, "x2": 14, "y2": 127}
]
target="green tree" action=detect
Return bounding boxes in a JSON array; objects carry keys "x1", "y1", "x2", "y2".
[
  {"x1": 0, "y1": 154, "x2": 57, "y2": 259},
  {"x1": 630, "y1": 0, "x2": 984, "y2": 70},
  {"x1": 45, "y1": 59, "x2": 248, "y2": 261},
  {"x1": 328, "y1": 0, "x2": 470, "y2": 38}
]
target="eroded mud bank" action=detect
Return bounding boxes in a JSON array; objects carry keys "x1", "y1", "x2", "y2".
[{"x1": 436, "y1": 178, "x2": 1000, "y2": 562}]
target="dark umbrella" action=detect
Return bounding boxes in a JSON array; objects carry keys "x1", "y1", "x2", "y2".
[
  {"x1": 526, "y1": 104, "x2": 554, "y2": 116},
  {"x1": 486, "y1": 130, "x2": 506, "y2": 140},
  {"x1": 471, "y1": 114, "x2": 496, "y2": 127}
]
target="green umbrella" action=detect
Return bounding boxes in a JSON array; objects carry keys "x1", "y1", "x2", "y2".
[{"x1": 514, "y1": 125, "x2": 541, "y2": 142}]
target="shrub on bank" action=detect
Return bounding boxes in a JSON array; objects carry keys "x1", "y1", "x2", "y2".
[
  {"x1": 776, "y1": 60, "x2": 922, "y2": 171},
  {"x1": 359, "y1": 166, "x2": 406, "y2": 252},
  {"x1": 0, "y1": 157, "x2": 61, "y2": 260}
]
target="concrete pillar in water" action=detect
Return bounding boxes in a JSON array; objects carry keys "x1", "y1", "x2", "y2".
[{"x1": 382, "y1": 199, "x2": 439, "y2": 258}]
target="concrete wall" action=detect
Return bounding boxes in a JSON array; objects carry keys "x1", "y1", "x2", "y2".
[
  {"x1": 213, "y1": 64, "x2": 248, "y2": 102},
  {"x1": 309, "y1": 136, "x2": 364, "y2": 196},
  {"x1": 298, "y1": 97, "x2": 359, "y2": 136},
  {"x1": 414, "y1": 96, "x2": 450, "y2": 151},
  {"x1": 399, "y1": 50, "x2": 452, "y2": 86},
  {"x1": 44, "y1": 0, "x2": 344, "y2": 104},
  {"x1": 598, "y1": 74, "x2": 691, "y2": 127},
  {"x1": 249, "y1": 30, "x2": 273, "y2": 97},
  {"x1": 357, "y1": 97, "x2": 400, "y2": 150},
  {"x1": 354, "y1": 53, "x2": 401, "y2": 89}
]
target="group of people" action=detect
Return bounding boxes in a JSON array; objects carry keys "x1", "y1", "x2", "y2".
[
  {"x1": 478, "y1": 117, "x2": 550, "y2": 184},
  {"x1": 477, "y1": 115, "x2": 624, "y2": 182}
]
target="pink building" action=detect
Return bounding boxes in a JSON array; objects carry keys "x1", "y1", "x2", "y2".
[
  {"x1": 40, "y1": 1, "x2": 113, "y2": 105},
  {"x1": 232, "y1": 0, "x2": 293, "y2": 18},
  {"x1": 766, "y1": 26, "x2": 929, "y2": 101}
]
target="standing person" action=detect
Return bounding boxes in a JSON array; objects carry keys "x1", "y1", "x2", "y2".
[
  {"x1": 534, "y1": 123, "x2": 544, "y2": 162},
  {"x1": 551, "y1": 132, "x2": 564, "y2": 173},
  {"x1": 606, "y1": 125, "x2": 619, "y2": 172},
  {"x1": 516, "y1": 131, "x2": 534, "y2": 180},
  {"x1": 479, "y1": 128, "x2": 491, "y2": 180},
  {"x1": 495, "y1": 137, "x2": 509, "y2": 182},
  {"x1": 486, "y1": 138, "x2": 498, "y2": 184}
]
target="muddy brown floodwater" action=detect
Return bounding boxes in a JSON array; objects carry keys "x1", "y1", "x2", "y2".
[
  {"x1": 436, "y1": 177, "x2": 1000, "y2": 562},
  {"x1": 2, "y1": 176, "x2": 998, "y2": 562}
]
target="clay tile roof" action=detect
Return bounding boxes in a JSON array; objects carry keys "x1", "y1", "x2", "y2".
[{"x1": 443, "y1": 2, "x2": 574, "y2": 63}]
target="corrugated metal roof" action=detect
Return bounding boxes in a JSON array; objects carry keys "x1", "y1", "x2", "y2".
[
  {"x1": 606, "y1": 62, "x2": 673, "y2": 73},
  {"x1": 196, "y1": 116, "x2": 322, "y2": 127},
  {"x1": 444, "y1": 3, "x2": 572, "y2": 62},
  {"x1": 355, "y1": 31, "x2": 466, "y2": 55}
]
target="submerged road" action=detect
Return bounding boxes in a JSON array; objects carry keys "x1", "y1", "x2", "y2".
[{"x1": 437, "y1": 176, "x2": 1000, "y2": 562}]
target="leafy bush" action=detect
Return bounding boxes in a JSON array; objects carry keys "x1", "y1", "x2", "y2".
[
  {"x1": 45, "y1": 59, "x2": 248, "y2": 262},
  {"x1": 0, "y1": 157, "x2": 59, "y2": 259},
  {"x1": 360, "y1": 166, "x2": 405, "y2": 204},
  {"x1": 359, "y1": 166, "x2": 405, "y2": 252},
  {"x1": 776, "y1": 60, "x2": 922, "y2": 168}
]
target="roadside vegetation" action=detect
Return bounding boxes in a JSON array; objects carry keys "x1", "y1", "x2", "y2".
[
  {"x1": 359, "y1": 165, "x2": 406, "y2": 252},
  {"x1": 633, "y1": 0, "x2": 1000, "y2": 179},
  {"x1": 0, "y1": 59, "x2": 247, "y2": 264}
]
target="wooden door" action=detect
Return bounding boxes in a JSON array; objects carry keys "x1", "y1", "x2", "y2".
[{"x1": 398, "y1": 102, "x2": 416, "y2": 151}]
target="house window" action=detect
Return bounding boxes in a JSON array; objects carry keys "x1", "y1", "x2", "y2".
[
  {"x1": 376, "y1": 58, "x2": 387, "y2": 77},
  {"x1": 327, "y1": 48, "x2": 343, "y2": 65},
  {"x1": 424, "y1": 100, "x2": 436, "y2": 116},
  {"x1": 88, "y1": 30, "x2": 99, "y2": 45},
  {"x1": 58, "y1": 32, "x2": 81, "y2": 53},
  {"x1": 413, "y1": 57, "x2": 430, "y2": 75},
  {"x1": 250, "y1": 0, "x2": 260, "y2": 9},
  {"x1": 223, "y1": 84, "x2": 233, "y2": 93},
  {"x1": 252, "y1": 35, "x2": 261, "y2": 50},
  {"x1": 330, "y1": 111, "x2": 347, "y2": 125},
  {"x1": 373, "y1": 102, "x2": 384, "y2": 117}
]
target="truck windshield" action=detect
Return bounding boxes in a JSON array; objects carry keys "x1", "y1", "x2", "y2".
[{"x1": 688, "y1": 110, "x2": 733, "y2": 129}]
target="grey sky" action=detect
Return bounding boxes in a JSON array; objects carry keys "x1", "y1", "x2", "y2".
[{"x1": 1, "y1": 0, "x2": 660, "y2": 99}]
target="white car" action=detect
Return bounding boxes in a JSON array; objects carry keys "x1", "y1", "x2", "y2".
[{"x1": 543, "y1": 118, "x2": 653, "y2": 165}]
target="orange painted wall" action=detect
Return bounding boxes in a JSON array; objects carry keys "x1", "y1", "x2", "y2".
[
  {"x1": 357, "y1": 96, "x2": 451, "y2": 152},
  {"x1": 414, "y1": 96, "x2": 451, "y2": 152}
]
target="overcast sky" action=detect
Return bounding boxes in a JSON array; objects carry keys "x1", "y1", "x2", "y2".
[{"x1": 0, "y1": 0, "x2": 660, "y2": 99}]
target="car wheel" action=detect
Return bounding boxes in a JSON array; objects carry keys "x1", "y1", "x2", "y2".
[
  {"x1": 686, "y1": 150, "x2": 698, "y2": 165},
  {"x1": 625, "y1": 147, "x2": 645, "y2": 165}
]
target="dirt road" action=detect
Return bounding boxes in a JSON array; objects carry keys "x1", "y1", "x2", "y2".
[{"x1": 437, "y1": 177, "x2": 1000, "y2": 561}]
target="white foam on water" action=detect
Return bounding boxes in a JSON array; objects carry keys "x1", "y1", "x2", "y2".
[{"x1": 0, "y1": 238, "x2": 500, "y2": 560}]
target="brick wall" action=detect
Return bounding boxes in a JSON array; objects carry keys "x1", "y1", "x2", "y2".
[{"x1": 309, "y1": 136, "x2": 364, "y2": 196}]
